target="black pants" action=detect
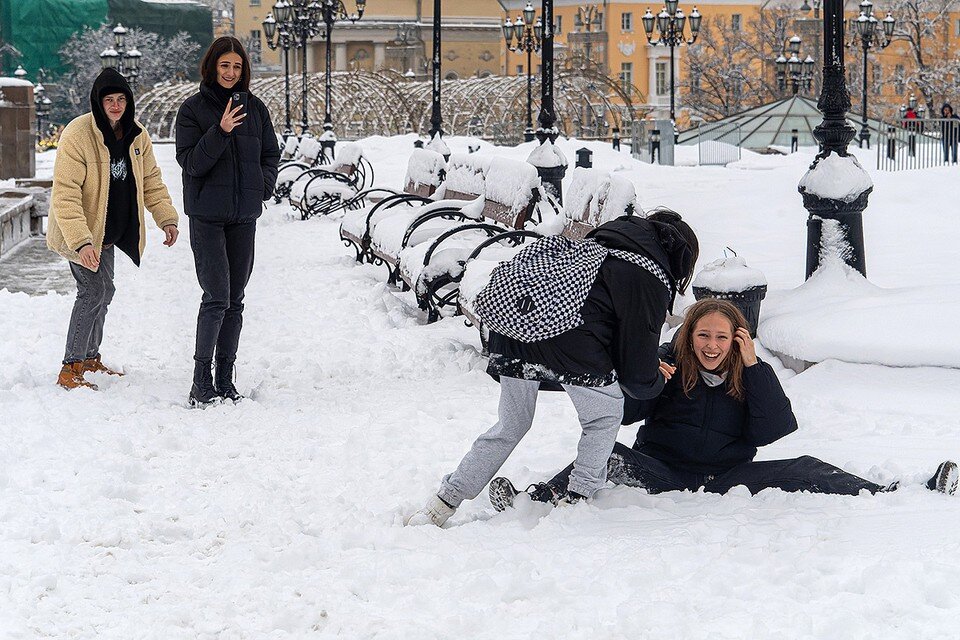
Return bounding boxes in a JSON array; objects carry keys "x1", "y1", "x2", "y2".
[
  {"x1": 942, "y1": 139, "x2": 958, "y2": 163},
  {"x1": 547, "y1": 442, "x2": 885, "y2": 496},
  {"x1": 189, "y1": 217, "x2": 256, "y2": 363}
]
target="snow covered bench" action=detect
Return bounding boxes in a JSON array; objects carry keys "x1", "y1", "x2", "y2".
[
  {"x1": 390, "y1": 156, "x2": 545, "y2": 323},
  {"x1": 458, "y1": 168, "x2": 638, "y2": 349},
  {"x1": 340, "y1": 148, "x2": 447, "y2": 262},
  {"x1": 273, "y1": 135, "x2": 325, "y2": 202},
  {"x1": 287, "y1": 143, "x2": 374, "y2": 219}
]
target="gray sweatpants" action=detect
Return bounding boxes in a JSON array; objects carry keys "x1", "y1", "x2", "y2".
[
  {"x1": 63, "y1": 245, "x2": 116, "y2": 364},
  {"x1": 438, "y1": 377, "x2": 624, "y2": 507}
]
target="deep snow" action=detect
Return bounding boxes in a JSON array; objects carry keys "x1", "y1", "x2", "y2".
[{"x1": 1, "y1": 135, "x2": 958, "y2": 639}]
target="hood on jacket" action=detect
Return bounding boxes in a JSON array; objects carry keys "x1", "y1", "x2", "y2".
[
  {"x1": 588, "y1": 216, "x2": 675, "y2": 282},
  {"x1": 942, "y1": 103, "x2": 954, "y2": 117},
  {"x1": 90, "y1": 68, "x2": 137, "y2": 146}
]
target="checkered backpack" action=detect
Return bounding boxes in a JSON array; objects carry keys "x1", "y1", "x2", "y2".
[{"x1": 474, "y1": 235, "x2": 671, "y2": 343}]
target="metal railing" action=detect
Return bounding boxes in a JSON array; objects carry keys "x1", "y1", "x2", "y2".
[
  {"x1": 876, "y1": 118, "x2": 959, "y2": 171},
  {"x1": 697, "y1": 123, "x2": 742, "y2": 166}
]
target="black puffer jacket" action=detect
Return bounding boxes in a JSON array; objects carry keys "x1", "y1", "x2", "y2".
[
  {"x1": 487, "y1": 216, "x2": 677, "y2": 400},
  {"x1": 623, "y1": 343, "x2": 798, "y2": 474},
  {"x1": 175, "y1": 83, "x2": 280, "y2": 222}
]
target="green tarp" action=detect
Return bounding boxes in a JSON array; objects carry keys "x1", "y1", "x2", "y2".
[
  {"x1": 0, "y1": 0, "x2": 211, "y2": 77},
  {"x1": 1, "y1": 0, "x2": 109, "y2": 77}
]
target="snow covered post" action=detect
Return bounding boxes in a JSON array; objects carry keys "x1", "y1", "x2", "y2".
[
  {"x1": 425, "y1": 0, "x2": 450, "y2": 161},
  {"x1": 692, "y1": 255, "x2": 768, "y2": 338},
  {"x1": 797, "y1": 0, "x2": 872, "y2": 279},
  {"x1": 527, "y1": 0, "x2": 567, "y2": 204}
]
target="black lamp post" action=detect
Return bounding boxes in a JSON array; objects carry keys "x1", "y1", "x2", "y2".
[
  {"x1": 262, "y1": 13, "x2": 295, "y2": 139},
  {"x1": 848, "y1": 0, "x2": 894, "y2": 149},
  {"x1": 798, "y1": 0, "x2": 871, "y2": 279},
  {"x1": 525, "y1": 0, "x2": 567, "y2": 204},
  {"x1": 642, "y1": 1, "x2": 702, "y2": 123},
  {"x1": 99, "y1": 24, "x2": 142, "y2": 90},
  {"x1": 426, "y1": 0, "x2": 448, "y2": 158},
  {"x1": 264, "y1": 0, "x2": 366, "y2": 152},
  {"x1": 503, "y1": 2, "x2": 542, "y2": 142},
  {"x1": 774, "y1": 35, "x2": 815, "y2": 96}
]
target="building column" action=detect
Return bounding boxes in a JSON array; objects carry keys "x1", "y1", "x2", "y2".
[
  {"x1": 335, "y1": 43, "x2": 348, "y2": 71},
  {"x1": 374, "y1": 42, "x2": 386, "y2": 70}
]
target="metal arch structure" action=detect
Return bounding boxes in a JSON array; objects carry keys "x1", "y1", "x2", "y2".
[{"x1": 136, "y1": 69, "x2": 646, "y2": 144}]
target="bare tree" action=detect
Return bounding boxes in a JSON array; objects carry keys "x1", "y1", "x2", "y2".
[
  {"x1": 53, "y1": 25, "x2": 200, "y2": 123},
  {"x1": 680, "y1": 15, "x2": 777, "y2": 120},
  {"x1": 888, "y1": 0, "x2": 960, "y2": 113}
]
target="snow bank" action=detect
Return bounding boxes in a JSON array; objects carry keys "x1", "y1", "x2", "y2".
[
  {"x1": 759, "y1": 256, "x2": 960, "y2": 367},
  {"x1": 799, "y1": 152, "x2": 873, "y2": 202}
]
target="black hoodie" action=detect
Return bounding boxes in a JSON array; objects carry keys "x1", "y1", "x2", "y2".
[
  {"x1": 90, "y1": 68, "x2": 142, "y2": 265},
  {"x1": 487, "y1": 216, "x2": 675, "y2": 399}
]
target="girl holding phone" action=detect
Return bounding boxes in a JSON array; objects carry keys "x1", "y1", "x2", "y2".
[{"x1": 175, "y1": 36, "x2": 280, "y2": 406}]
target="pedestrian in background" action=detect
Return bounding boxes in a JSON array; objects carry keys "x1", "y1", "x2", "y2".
[
  {"x1": 48, "y1": 67, "x2": 179, "y2": 390},
  {"x1": 940, "y1": 103, "x2": 959, "y2": 164},
  {"x1": 175, "y1": 36, "x2": 280, "y2": 407}
]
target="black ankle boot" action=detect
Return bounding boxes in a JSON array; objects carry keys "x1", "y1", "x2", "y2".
[
  {"x1": 189, "y1": 358, "x2": 220, "y2": 407},
  {"x1": 215, "y1": 357, "x2": 243, "y2": 402}
]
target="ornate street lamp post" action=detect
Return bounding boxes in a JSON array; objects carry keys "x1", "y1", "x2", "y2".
[
  {"x1": 34, "y1": 83, "x2": 52, "y2": 144},
  {"x1": 99, "y1": 24, "x2": 143, "y2": 90},
  {"x1": 264, "y1": 0, "x2": 366, "y2": 154},
  {"x1": 503, "y1": 2, "x2": 542, "y2": 142},
  {"x1": 797, "y1": 0, "x2": 871, "y2": 279},
  {"x1": 425, "y1": 0, "x2": 448, "y2": 158},
  {"x1": 848, "y1": 0, "x2": 895, "y2": 148},
  {"x1": 642, "y1": 1, "x2": 702, "y2": 122},
  {"x1": 526, "y1": 0, "x2": 567, "y2": 204},
  {"x1": 774, "y1": 35, "x2": 816, "y2": 96},
  {"x1": 262, "y1": 13, "x2": 294, "y2": 139}
]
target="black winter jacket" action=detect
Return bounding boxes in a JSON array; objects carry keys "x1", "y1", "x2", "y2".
[
  {"x1": 175, "y1": 83, "x2": 280, "y2": 222},
  {"x1": 623, "y1": 343, "x2": 799, "y2": 474},
  {"x1": 487, "y1": 217, "x2": 676, "y2": 400}
]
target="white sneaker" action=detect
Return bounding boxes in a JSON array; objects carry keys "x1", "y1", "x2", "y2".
[{"x1": 406, "y1": 495, "x2": 456, "y2": 527}]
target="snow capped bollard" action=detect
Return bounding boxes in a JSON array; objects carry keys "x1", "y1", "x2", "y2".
[{"x1": 692, "y1": 254, "x2": 768, "y2": 338}]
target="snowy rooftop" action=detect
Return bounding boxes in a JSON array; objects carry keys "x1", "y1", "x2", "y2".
[{"x1": 1, "y1": 133, "x2": 958, "y2": 637}]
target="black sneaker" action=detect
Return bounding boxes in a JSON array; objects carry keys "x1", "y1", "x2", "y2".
[
  {"x1": 489, "y1": 478, "x2": 562, "y2": 512},
  {"x1": 926, "y1": 461, "x2": 959, "y2": 495},
  {"x1": 489, "y1": 477, "x2": 519, "y2": 512}
]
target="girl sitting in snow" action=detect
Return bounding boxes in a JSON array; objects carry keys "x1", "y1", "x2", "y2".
[{"x1": 488, "y1": 299, "x2": 958, "y2": 508}]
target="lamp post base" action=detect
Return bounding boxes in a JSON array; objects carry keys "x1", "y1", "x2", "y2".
[
  {"x1": 523, "y1": 128, "x2": 536, "y2": 142},
  {"x1": 799, "y1": 186, "x2": 872, "y2": 279}
]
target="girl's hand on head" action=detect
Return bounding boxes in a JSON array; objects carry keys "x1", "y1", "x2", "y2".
[{"x1": 734, "y1": 327, "x2": 758, "y2": 366}]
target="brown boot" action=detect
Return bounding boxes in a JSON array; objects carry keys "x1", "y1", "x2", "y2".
[
  {"x1": 58, "y1": 362, "x2": 98, "y2": 390},
  {"x1": 83, "y1": 355, "x2": 123, "y2": 376}
]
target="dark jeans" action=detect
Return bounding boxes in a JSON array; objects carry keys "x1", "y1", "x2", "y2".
[
  {"x1": 63, "y1": 245, "x2": 116, "y2": 364},
  {"x1": 189, "y1": 217, "x2": 256, "y2": 363},
  {"x1": 547, "y1": 442, "x2": 885, "y2": 496},
  {"x1": 942, "y1": 140, "x2": 958, "y2": 163}
]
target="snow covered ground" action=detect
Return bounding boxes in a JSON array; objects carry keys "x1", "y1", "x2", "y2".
[{"x1": 1, "y1": 136, "x2": 958, "y2": 639}]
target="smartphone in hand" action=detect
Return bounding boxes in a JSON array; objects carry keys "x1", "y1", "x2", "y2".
[{"x1": 231, "y1": 91, "x2": 248, "y2": 122}]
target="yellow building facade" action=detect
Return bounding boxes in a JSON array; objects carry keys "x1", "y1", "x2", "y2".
[
  {"x1": 499, "y1": 0, "x2": 960, "y2": 123},
  {"x1": 233, "y1": 0, "x2": 505, "y2": 80}
]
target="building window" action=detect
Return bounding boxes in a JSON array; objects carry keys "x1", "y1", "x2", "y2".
[
  {"x1": 894, "y1": 64, "x2": 905, "y2": 95},
  {"x1": 555, "y1": 15, "x2": 562, "y2": 34},
  {"x1": 731, "y1": 14, "x2": 742, "y2": 31},
  {"x1": 872, "y1": 62, "x2": 882, "y2": 95},
  {"x1": 622, "y1": 12, "x2": 633, "y2": 31},
  {"x1": 620, "y1": 62, "x2": 633, "y2": 96},
  {"x1": 250, "y1": 0, "x2": 260, "y2": 6},
  {"x1": 516, "y1": 64, "x2": 524, "y2": 75},
  {"x1": 655, "y1": 61, "x2": 668, "y2": 96},
  {"x1": 444, "y1": 71, "x2": 459, "y2": 80},
  {"x1": 956, "y1": 18, "x2": 960, "y2": 36},
  {"x1": 537, "y1": 64, "x2": 542, "y2": 74}
]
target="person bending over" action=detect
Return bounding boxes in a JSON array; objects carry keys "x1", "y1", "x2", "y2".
[
  {"x1": 407, "y1": 210, "x2": 700, "y2": 527},
  {"x1": 489, "y1": 299, "x2": 958, "y2": 508}
]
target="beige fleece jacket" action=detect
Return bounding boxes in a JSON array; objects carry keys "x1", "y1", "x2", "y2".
[{"x1": 47, "y1": 113, "x2": 179, "y2": 264}]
